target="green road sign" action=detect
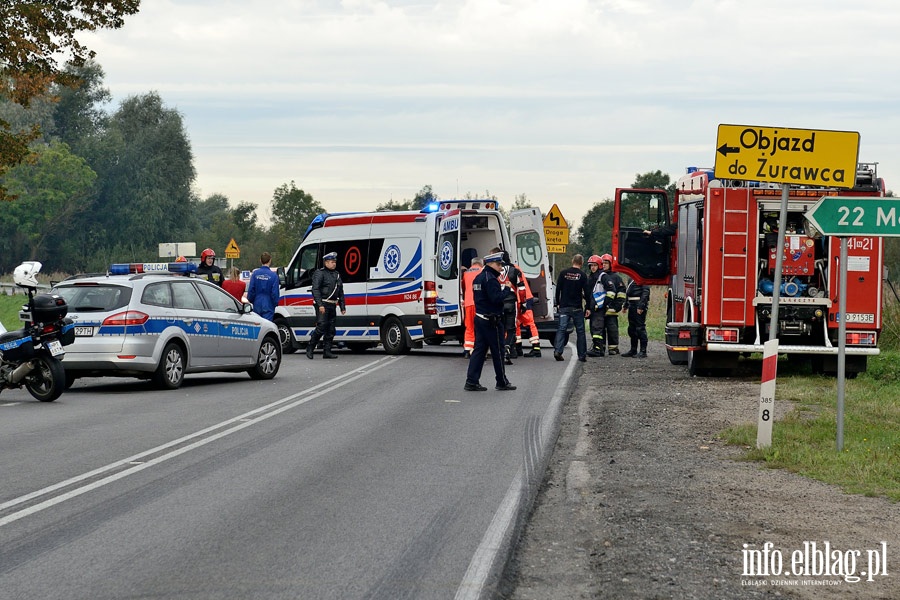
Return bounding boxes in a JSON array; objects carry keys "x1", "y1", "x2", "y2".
[
  {"x1": 805, "y1": 196, "x2": 900, "y2": 237},
  {"x1": 714, "y1": 124, "x2": 860, "y2": 188}
]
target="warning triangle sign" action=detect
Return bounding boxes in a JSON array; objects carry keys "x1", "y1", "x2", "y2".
[
  {"x1": 225, "y1": 238, "x2": 240, "y2": 258},
  {"x1": 543, "y1": 204, "x2": 568, "y2": 228}
]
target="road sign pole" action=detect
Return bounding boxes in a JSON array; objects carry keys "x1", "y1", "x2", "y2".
[{"x1": 837, "y1": 237, "x2": 848, "y2": 451}]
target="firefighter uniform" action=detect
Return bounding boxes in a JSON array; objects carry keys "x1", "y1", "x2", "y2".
[
  {"x1": 465, "y1": 252, "x2": 516, "y2": 391},
  {"x1": 600, "y1": 260, "x2": 627, "y2": 355},
  {"x1": 307, "y1": 252, "x2": 345, "y2": 359},
  {"x1": 622, "y1": 279, "x2": 650, "y2": 358}
]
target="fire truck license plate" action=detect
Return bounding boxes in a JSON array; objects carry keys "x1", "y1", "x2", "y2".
[
  {"x1": 845, "y1": 313, "x2": 874, "y2": 324},
  {"x1": 47, "y1": 340, "x2": 64, "y2": 357}
]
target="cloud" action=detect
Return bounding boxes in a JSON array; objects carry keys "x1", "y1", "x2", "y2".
[{"x1": 84, "y1": 0, "x2": 900, "y2": 228}]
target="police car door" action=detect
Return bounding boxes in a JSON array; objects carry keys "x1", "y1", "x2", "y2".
[
  {"x1": 171, "y1": 279, "x2": 219, "y2": 367},
  {"x1": 509, "y1": 208, "x2": 555, "y2": 322},
  {"x1": 435, "y1": 210, "x2": 462, "y2": 328}
]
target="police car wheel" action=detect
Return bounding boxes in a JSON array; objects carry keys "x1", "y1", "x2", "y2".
[
  {"x1": 380, "y1": 316, "x2": 410, "y2": 355},
  {"x1": 153, "y1": 342, "x2": 185, "y2": 390},
  {"x1": 275, "y1": 319, "x2": 296, "y2": 354},
  {"x1": 249, "y1": 335, "x2": 281, "y2": 380}
]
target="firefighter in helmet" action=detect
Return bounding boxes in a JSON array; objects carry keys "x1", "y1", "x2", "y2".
[
  {"x1": 197, "y1": 248, "x2": 224, "y2": 286},
  {"x1": 598, "y1": 253, "x2": 626, "y2": 355},
  {"x1": 585, "y1": 255, "x2": 606, "y2": 357}
]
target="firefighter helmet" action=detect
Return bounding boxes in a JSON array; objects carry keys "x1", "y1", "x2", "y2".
[
  {"x1": 600, "y1": 253, "x2": 613, "y2": 265},
  {"x1": 200, "y1": 248, "x2": 216, "y2": 261},
  {"x1": 587, "y1": 254, "x2": 602, "y2": 266}
]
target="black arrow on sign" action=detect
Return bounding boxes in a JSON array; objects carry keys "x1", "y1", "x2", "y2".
[
  {"x1": 717, "y1": 143, "x2": 740, "y2": 157},
  {"x1": 549, "y1": 213, "x2": 560, "y2": 226}
]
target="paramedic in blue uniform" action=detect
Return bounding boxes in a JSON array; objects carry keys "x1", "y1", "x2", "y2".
[
  {"x1": 306, "y1": 251, "x2": 345, "y2": 359},
  {"x1": 247, "y1": 251, "x2": 280, "y2": 321},
  {"x1": 464, "y1": 251, "x2": 517, "y2": 391}
]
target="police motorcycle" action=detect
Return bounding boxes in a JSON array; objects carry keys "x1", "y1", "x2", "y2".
[{"x1": 0, "y1": 262, "x2": 75, "y2": 402}]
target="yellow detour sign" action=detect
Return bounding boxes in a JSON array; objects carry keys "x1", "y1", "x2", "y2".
[
  {"x1": 543, "y1": 203, "x2": 569, "y2": 253},
  {"x1": 225, "y1": 238, "x2": 240, "y2": 259},
  {"x1": 714, "y1": 124, "x2": 860, "y2": 188}
]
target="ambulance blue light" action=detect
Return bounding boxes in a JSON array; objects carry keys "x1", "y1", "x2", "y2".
[{"x1": 422, "y1": 202, "x2": 441, "y2": 213}]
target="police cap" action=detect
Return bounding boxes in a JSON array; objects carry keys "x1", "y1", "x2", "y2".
[
  {"x1": 484, "y1": 251, "x2": 504, "y2": 264},
  {"x1": 323, "y1": 252, "x2": 338, "y2": 261}
]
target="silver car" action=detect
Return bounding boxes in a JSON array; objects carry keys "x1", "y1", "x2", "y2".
[{"x1": 53, "y1": 270, "x2": 281, "y2": 389}]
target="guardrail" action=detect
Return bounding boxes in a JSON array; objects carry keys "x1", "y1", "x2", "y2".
[{"x1": 0, "y1": 283, "x2": 52, "y2": 295}]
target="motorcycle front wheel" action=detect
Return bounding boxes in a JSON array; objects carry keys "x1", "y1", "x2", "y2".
[{"x1": 24, "y1": 353, "x2": 65, "y2": 402}]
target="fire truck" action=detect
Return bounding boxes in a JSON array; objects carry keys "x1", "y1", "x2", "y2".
[{"x1": 611, "y1": 163, "x2": 885, "y2": 376}]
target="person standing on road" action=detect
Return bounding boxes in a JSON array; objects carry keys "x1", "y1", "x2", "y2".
[
  {"x1": 598, "y1": 254, "x2": 627, "y2": 355},
  {"x1": 464, "y1": 251, "x2": 516, "y2": 392},
  {"x1": 461, "y1": 256, "x2": 484, "y2": 358},
  {"x1": 247, "y1": 252, "x2": 280, "y2": 321},
  {"x1": 553, "y1": 254, "x2": 592, "y2": 362},
  {"x1": 585, "y1": 255, "x2": 606, "y2": 357},
  {"x1": 197, "y1": 248, "x2": 224, "y2": 286},
  {"x1": 622, "y1": 278, "x2": 651, "y2": 358},
  {"x1": 306, "y1": 251, "x2": 345, "y2": 359},
  {"x1": 223, "y1": 266, "x2": 246, "y2": 302}
]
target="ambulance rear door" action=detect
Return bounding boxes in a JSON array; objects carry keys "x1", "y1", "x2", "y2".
[
  {"x1": 435, "y1": 209, "x2": 463, "y2": 328},
  {"x1": 509, "y1": 207, "x2": 555, "y2": 321}
]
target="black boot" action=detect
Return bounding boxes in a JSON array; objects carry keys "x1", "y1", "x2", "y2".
[
  {"x1": 516, "y1": 343, "x2": 524, "y2": 357},
  {"x1": 306, "y1": 338, "x2": 317, "y2": 359},
  {"x1": 524, "y1": 346, "x2": 542, "y2": 358},
  {"x1": 322, "y1": 343, "x2": 337, "y2": 359},
  {"x1": 621, "y1": 347, "x2": 638, "y2": 358},
  {"x1": 637, "y1": 347, "x2": 647, "y2": 358}
]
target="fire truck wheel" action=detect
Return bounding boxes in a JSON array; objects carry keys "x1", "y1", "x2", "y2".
[{"x1": 687, "y1": 349, "x2": 710, "y2": 377}]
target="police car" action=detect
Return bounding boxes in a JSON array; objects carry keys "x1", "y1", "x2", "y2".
[{"x1": 52, "y1": 262, "x2": 281, "y2": 389}]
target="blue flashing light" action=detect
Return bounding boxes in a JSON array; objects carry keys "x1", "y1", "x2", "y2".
[
  {"x1": 109, "y1": 262, "x2": 198, "y2": 276},
  {"x1": 423, "y1": 202, "x2": 441, "y2": 213}
]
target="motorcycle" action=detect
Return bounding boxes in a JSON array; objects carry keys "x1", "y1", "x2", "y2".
[{"x1": 0, "y1": 261, "x2": 75, "y2": 402}]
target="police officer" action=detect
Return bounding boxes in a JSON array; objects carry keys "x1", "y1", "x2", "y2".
[
  {"x1": 464, "y1": 251, "x2": 516, "y2": 392},
  {"x1": 197, "y1": 248, "x2": 224, "y2": 286},
  {"x1": 622, "y1": 278, "x2": 651, "y2": 358},
  {"x1": 306, "y1": 251, "x2": 345, "y2": 359}
]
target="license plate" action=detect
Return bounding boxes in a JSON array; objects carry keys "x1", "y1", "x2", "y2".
[
  {"x1": 439, "y1": 315, "x2": 458, "y2": 327},
  {"x1": 845, "y1": 313, "x2": 874, "y2": 324},
  {"x1": 74, "y1": 326, "x2": 94, "y2": 337},
  {"x1": 47, "y1": 339, "x2": 64, "y2": 357}
]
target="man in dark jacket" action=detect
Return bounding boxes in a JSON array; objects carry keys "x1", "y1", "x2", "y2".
[
  {"x1": 552, "y1": 254, "x2": 592, "y2": 362},
  {"x1": 622, "y1": 278, "x2": 651, "y2": 358},
  {"x1": 306, "y1": 251, "x2": 345, "y2": 359},
  {"x1": 465, "y1": 251, "x2": 516, "y2": 391}
]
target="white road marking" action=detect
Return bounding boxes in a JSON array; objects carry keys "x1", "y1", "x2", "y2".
[{"x1": 0, "y1": 356, "x2": 399, "y2": 528}]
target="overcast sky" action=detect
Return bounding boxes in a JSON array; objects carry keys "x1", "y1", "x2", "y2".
[{"x1": 85, "y1": 0, "x2": 900, "y2": 229}]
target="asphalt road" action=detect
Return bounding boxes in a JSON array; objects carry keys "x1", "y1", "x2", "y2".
[{"x1": 0, "y1": 344, "x2": 576, "y2": 600}]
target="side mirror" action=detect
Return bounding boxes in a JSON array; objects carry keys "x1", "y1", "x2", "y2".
[{"x1": 242, "y1": 302, "x2": 254, "y2": 314}]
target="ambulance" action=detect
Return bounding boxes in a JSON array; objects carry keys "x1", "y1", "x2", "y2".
[{"x1": 274, "y1": 201, "x2": 555, "y2": 354}]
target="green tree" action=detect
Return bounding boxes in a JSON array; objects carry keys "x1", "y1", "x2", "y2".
[
  {"x1": 81, "y1": 92, "x2": 197, "y2": 258},
  {"x1": 0, "y1": 0, "x2": 140, "y2": 200},
  {"x1": 0, "y1": 140, "x2": 96, "y2": 270},
  {"x1": 510, "y1": 193, "x2": 534, "y2": 210},
  {"x1": 573, "y1": 200, "x2": 614, "y2": 256},
  {"x1": 270, "y1": 181, "x2": 324, "y2": 262},
  {"x1": 50, "y1": 60, "x2": 111, "y2": 153}
]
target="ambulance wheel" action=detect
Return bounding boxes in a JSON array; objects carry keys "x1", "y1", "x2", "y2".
[
  {"x1": 381, "y1": 317, "x2": 410, "y2": 355},
  {"x1": 275, "y1": 318, "x2": 297, "y2": 354}
]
